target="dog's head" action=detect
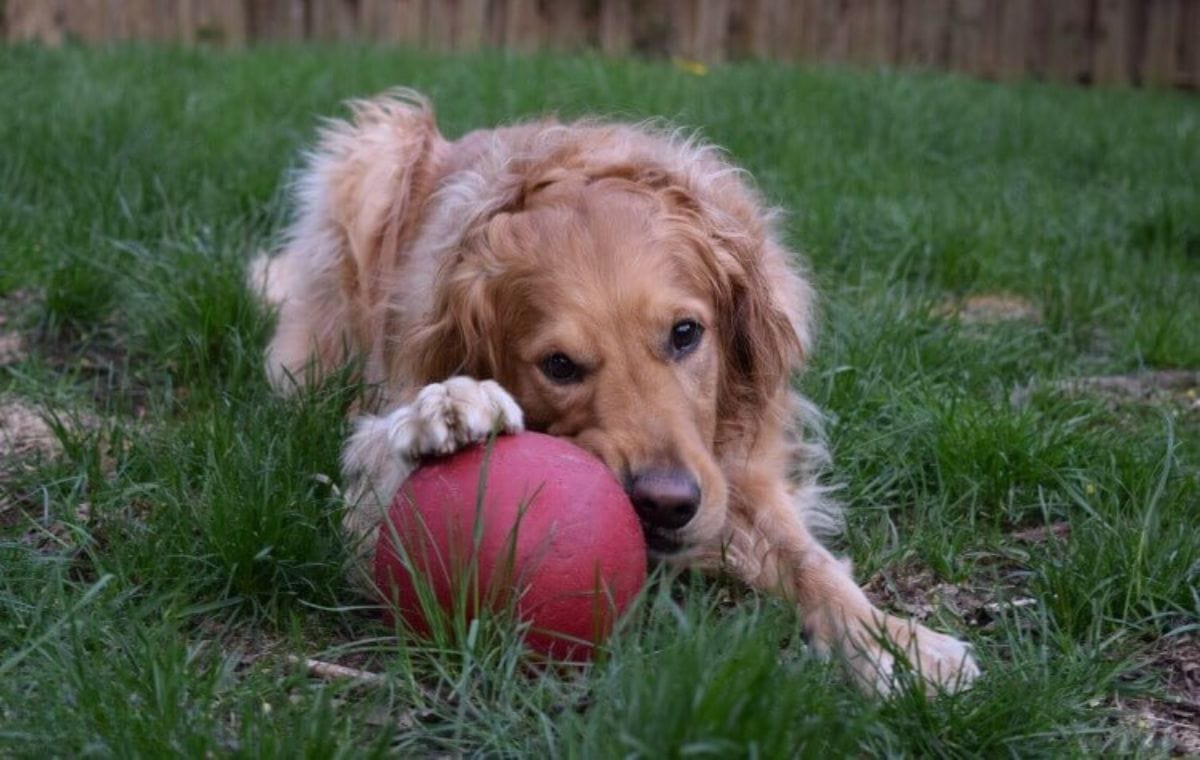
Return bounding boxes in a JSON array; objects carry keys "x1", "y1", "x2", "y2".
[{"x1": 401, "y1": 125, "x2": 813, "y2": 555}]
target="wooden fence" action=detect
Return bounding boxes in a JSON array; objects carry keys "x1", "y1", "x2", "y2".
[{"x1": 4, "y1": 1, "x2": 1199, "y2": 89}]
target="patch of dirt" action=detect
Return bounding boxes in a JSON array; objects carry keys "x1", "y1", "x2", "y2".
[
  {"x1": 0, "y1": 289, "x2": 35, "y2": 365},
  {"x1": 1117, "y1": 635, "x2": 1200, "y2": 756},
  {"x1": 1009, "y1": 521, "x2": 1072, "y2": 545},
  {"x1": 934, "y1": 292, "x2": 1041, "y2": 325},
  {"x1": 1011, "y1": 370, "x2": 1200, "y2": 416},
  {"x1": 0, "y1": 396, "x2": 61, "y2": 460},
  {"x1": 2, "y1": 288, "x2": 154, "y2": 417},
  {"x1": 0, "y1": 332, "x2": 26, "y2": 365},
  {"x1": 862, "y1": 560, "x2": 1035, "y2": 632},
  {"x1": 1061, "y1": 371, "x2": 1200, "y2": 408},
  {"x1": 0, "y1": 395, "x2": 100, "y2": 543}
]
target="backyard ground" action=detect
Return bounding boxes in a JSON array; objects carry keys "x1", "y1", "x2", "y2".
[{"x1": 1, "y1": 45, "x2": 1198, "y2": 757}]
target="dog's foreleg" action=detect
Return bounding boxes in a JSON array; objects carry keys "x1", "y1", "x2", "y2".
[
  {"x1": 712, "y1": 481, "x2": 980, "y2": 696},
  {"x1": 339, "y1": 377, "x2": 524, "y2": 584}
]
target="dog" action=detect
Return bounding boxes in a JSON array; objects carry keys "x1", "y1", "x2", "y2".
[{"x1": 252, "y1": 89, "x2": 979, "y2": 695}]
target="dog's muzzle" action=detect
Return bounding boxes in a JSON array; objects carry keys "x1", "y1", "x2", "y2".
[{"x1": 626, "y1": 468, "x2": 700, "y2": 554}]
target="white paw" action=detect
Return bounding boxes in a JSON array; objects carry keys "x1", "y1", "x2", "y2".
[
  {"x1": 846, "y1": 615, "x2": 980, "y2": 696},
  {"x1": 390, "y1": 377, "x2": 524, "y2": 457},
  {"x1": 340, "y1": 377, "x2": 524, "y2": 513}
]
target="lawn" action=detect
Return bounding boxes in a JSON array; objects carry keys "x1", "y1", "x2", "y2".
[{"x1": 1, "y1": 44, "x2": 1198, "y2": 757}]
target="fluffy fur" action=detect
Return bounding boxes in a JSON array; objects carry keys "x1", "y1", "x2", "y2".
[{"x1": 254, "y1": 89, "x2": 979, "y2": 695}]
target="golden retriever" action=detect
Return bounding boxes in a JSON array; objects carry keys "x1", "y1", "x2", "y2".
[{"x1": 253, "y1": 89, "x2": 979, "y2": 695}]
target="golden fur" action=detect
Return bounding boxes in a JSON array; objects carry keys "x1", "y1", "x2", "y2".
[{"x1": 254, "y1": 89, "x2": 979, "y2": 694}]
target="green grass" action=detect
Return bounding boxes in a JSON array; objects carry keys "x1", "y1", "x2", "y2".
[{"x1": 2, "y1": 44, "x2": 1199, "y2": 756}]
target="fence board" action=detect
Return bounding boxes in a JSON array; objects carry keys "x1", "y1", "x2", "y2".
[
  {"x1": 736, "y1": 0, "x2": 802, "y2": 59},
  {"x1": 120, "y1": 0, "x2": 176, "y2": 40},
  {"x1": 1188, "y1": 0, "x2": 1200, "y2": 87},
  {"x1": 1142, "y1": 0, "x2": 1178, "y2": 85},
  {"x1": 1024, "y1": 1, "x2": 1051, "y2": 77},
  {"x1": 1093, "y1": 0, "x2": 1134, "y2": 84},
  {"x1": 599, "y1": 0, "x2": 633, "y2": 54},
  {"x1": 871, "y1": 0, "x2": 903, "y2": 64},
  {"x1": 992, "y1": 0, "x2": 1031, "y2": 78},
  {"x1": 426, "y1": 0, "x2": 455, "y2": 49},
  {"x1": 311, "y1": 0, "x2": 359, "y2": 40},
  {"x1": 1169, "y1": 0, "x2": 1195, "y2": 86},
  {"x1": 361, "y1": 0, "x2": 425, "y2": 44},
  {"x1": 427, "y1": 0, "x2": 492, "y2": 51},
  {"x1": 900, "y1": 0, "x2": 951, "y2": 67},
  {"x1": 187, "y1": 0, "x2": 246, "y2": 45},
  {"x1": 846, "y1": 0, "x2": 880, "y2": 64},
  {"x1": 60, "y1": 0, "x2": 113, "y2": 42},
  {"x1": 248, "y1": 0, "x2": 307, "y2": 41},
  {"x1": 6, "y1": 0, "x2": 64, "y2": 45},
  {"x1": 1045, "y1": 0, "x2": 1093, "y2": 82},
  {"x1": 503, "y1": 0, "x2": 543, "y2": 53},
  {"x1": 820, "y1": 0, "x2": 852, "y2": 62},
  {"x1": 697, "y1": 0, "x2": 732, "y2": 62},
  {"x1": 542, "y1": 0, "x2": 592, "y2": 52},
  {"x1": 947, "y1": 0, "x2": 992, "y2": 76}
]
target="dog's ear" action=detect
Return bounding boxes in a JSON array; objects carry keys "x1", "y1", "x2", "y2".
[
  {"x1": 681, "y1": 173, "x2": 814, "y2": 431},
  {"x1": 403, "y1": 243, "x2": 502, "y2": 384},
  {"x1": 263, "y1": 90, "x2": 447, "y2": 391}
]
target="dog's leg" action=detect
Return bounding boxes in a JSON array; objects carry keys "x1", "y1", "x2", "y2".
[
  {"x1": 710, "y1": 480, "x2": 979, "y2": 695},
  {"x1": 339, "y1": 377, "x2": 524, "y2": 582}
]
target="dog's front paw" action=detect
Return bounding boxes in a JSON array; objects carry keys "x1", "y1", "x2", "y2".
[
  {"x1": 813, "y1": 610, "x2": 980, "y2": 697},
  {"x1": 393, "y1": 377, "x2": 524, "y2": 457},
  {"x1": 341, "y1": 378, "x2": 524, "y2": 532}
]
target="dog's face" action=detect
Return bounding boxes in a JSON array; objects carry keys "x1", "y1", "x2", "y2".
[
  {"x1": 409, "y1": 163, "x2": 808, "y2": 556},
  {"x1": 488, "y1": 182, "x2": 731, "y2": 554}
]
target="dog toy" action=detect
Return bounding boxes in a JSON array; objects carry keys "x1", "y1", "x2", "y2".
[{"x1": 375, "y1": 432, "x2": 646, "y2": 660}]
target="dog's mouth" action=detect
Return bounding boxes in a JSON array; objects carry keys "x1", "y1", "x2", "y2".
[{"x1": 642, "y1": 525, "x2": 687, "y2": 557}]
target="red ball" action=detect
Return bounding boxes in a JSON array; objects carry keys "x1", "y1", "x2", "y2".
[{"x1": 374, "y1": 432, "x2": 647, "y2": 660}]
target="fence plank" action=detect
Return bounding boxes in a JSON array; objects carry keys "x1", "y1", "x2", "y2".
[
  {"x1": 311, "y1": 0, "x2": 360, "y2": 41},
  {"x1": 599, "y1": 0, "x2": 633, "y2": 54},
  {"x1": 703, "y1": 0, "x2": 733, "y2": 61},
  {"x1": 669, "y1": 0, "x2": 698, "y2": 59},
  {"x1": 425, "y1": 0, "x2": 455, "y2": 49},
  {"x1": 426, "y1": 0, "x2": 492, "y2": 51},
  {"x1": 1045, "y1": 0, "x2": 1093, "y2": 82},
  {"x1": 1186, "y1": 0, "x2": 1200, "y2": 87},
  {"x1": 870, "y1": 0, "x2": 903, "y2": 64},
  {"x1": 848, "y1": 0, "x2": 901, "y2": 66},
  {"x1": 993, "y1": 0, "x2": 1031, "y2": 78},
  {"x1": 504, "y1": 0, "x2": 544, "y2": 53},
  {"x1": 1093, "y1": 0, "x2": 1134, "y2": 84},
  {"x1": 738, "y1": 0, "x2": 802, "y2": 59},
  {"x1": 180, "y1": 0, "x2": 247, "y2": 45},
  {"x1": 1169, "y1": 0, "x2": 1195, "y2": 87},
  {"x1": 120, "y1": 0, "x2": 176, "y2": 40},
  {"x1": 59, "y1": 0, "x2": 112, "y2": 42},
  {"x1": 460, "y1": 0, "x2": 490, "y2": 50},
  {"x1": 821, "y1": 0, "x2": 853, "y2": 62},
  {"x1": 361, "y1": 0, "x2": 425, "y2": 44},
  {"x1": 900, "y1": 0, "x2": 951, "y2": 67},
  {"x1": 671, "y1": 0, "x2": 738, "y2": 61},
  {"x1": 1142, "y1": 0, "x2": 1178, "y2": 86},
  {"x1": 543, "y1": 0, "x2": 592, "y2": 51},
  {"x1": 1025, "y1": 1, "x2": 1053, "y2": 77},
  {"x1": 6, "y1": 0, "x2": 64, "y2": 44},
  {"x1": 247, "y1": 0, "x2": 307, "y2": 41},
  {"x1": 948, "y1": 0, "x2": 993, "y2": 76}
]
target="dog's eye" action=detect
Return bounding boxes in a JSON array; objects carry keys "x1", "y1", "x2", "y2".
[
  {"x1": 670, "y1": 320, "x2": 704, "y2": 357},
  {"x1": 540, "y1": 353, "x2": 582, "y2": 384}
]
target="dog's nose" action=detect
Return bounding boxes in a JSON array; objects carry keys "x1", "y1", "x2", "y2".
[{"x1": 627, "y1": 469, "x2": 700, "y2": 530}]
